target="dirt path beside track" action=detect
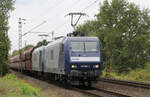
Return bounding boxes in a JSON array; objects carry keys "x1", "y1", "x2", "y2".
[{"x1": 11, "y1": 71, "x2": 88, "y2": 97}]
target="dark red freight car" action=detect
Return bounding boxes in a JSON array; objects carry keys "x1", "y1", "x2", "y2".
[
  {"x1": 10, "y1": 47, "x2": 35, "y2": 72},
  {"x1": 24, "y1": 47, "x2": 34, "y2": 71}
]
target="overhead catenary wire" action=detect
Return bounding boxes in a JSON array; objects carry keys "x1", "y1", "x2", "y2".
[
  {"x1": 81, "y1": 0, "x2": 100, "y2": 12},
  {"x1": 52, "y1": 18, "x2": 70, "y2": 32},
  {"x1": 52, "y1": 0, "x2": 100, "y2": 32},
  {"x1": 40, "y1": 0, "x2": 65, "y2": 19},
  {"x1": 37, "y1": 0, "x2": 96, "y2": 33},
  {"x1": 40, "y1": 0, "x2": 83, "y2": 21},
  {"x1": 23, "y1": 21, "x2": 47, "y2": 36},
  {"x1": 16, "y1": 0, "x2": 101, "y2": 50},
  {"x1": 23, "y1": 0, "x2": 100, "y2": 37},
  {"x1": 36, "y1": 0, "x2": 84, "y2": 34},
  {"x1": 47, "y1": 0, "x2": 89, "y2": 21}
]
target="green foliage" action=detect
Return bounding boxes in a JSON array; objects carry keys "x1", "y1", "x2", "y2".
[
  {"x1": 102, "y1": 64, "x2": 150, "y2": 83},
  {"x1": 0, "y1": 0, "x2": 14, "y2": 75},
  {"x1": 11, "y1": 50, "x2": 19, "y2": 57},
  {"x1": 76, "y1": 20, "x2": 97, "y2": 36},
  {"x1": 0, "y1": 74, "x2": 41, "y2": 97},
  {"x1": 3, "y1": 73, "x2": 17, "y2": 80},
  {"x1": 24, "y1": 45, "x2": 34, "y2": 51},
  {"x1": 128, "y1": 65, "x2": 150, "y2": 82},
  {"x1": 76, "y1": 0, "x2": 150, "y2": 73},
  {"x1": 21, "y1": 83, "x2": 40, "y2": 96},
  {"x1": 36, "y1": 39, "x2": 49, "y2": 47},
  {"x1": 11, "y1": 45, "x2": 34, "y2": 57}
]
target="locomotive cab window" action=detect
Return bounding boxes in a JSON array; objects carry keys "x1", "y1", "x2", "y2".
[
  {"x1": 85, "y1": 42, "x2": 98, "y2": 52},
  {"x1": 70, "y1": 42, "x2": 84, "y2": 52},
  {"x1": 70, "y1": 41, "x2": 98, "y2": 52}
]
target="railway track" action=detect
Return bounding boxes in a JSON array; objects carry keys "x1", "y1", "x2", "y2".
[
  {"x1": 100, "y1": 78, "x2": 150, "y2": 89},
  {"x1": 43, "y1": 77, "x2": 132, "y2": 97},
  {"x1": 43, "y1": 78, "x2": 133, "y2": 97},
  {"x1": 72, "y1": 86, "x2": 132, "y2": 97},
  {"x1": 69, "y1": 78, "x2": 150, "y2": 97},
  {"x1": 12, "y1": 70, "x2": 133, "y2": 97},
  {"x1": 97, "y1": 78, "x2": 150, "y2": 97}
]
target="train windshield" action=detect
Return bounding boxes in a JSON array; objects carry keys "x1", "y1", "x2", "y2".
[
  {"x1": 70, "y1": 42, "x2": 84, "y2": 52},
  {"x1": 85, "y1": 42, "x2": 98, "y2": 52},
  {"x1": 70, "y1": 41, "x2": 98, "y2": 52}
]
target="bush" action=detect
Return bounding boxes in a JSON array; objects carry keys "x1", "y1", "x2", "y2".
[{"x1": 0, "y1": 74, "x2": 42, "y2": 97}]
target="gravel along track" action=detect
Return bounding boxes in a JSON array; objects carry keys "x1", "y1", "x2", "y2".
[
  {"x1": 12, "y1": 70, "x2": 134, "y2": 97},
  {"x1": 11, "y1": 71, "x2": 90, "y2": 97},
  {"x1": 12, "y1": 70, "x2": 150, "y2": 97},
  {"x1": 97, "y1": 78, "x2": 150, "y2": 97}
]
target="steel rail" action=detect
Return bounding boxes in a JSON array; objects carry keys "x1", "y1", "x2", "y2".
[
  {"x1": 92, "y1": 87, "x2": 132, "y2": 97},
  {"x1": 71, "y1": 86, "x2": 132, "y2": 97},
  {"x1": 100, "y1": 78, "x2": 150, "y2": 89}
]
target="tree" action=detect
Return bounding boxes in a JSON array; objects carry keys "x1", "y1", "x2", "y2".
[
  {"x1": 0, "y1": 0, "x2": 14, "y2": 75},
  {"x1": 76, "y1": 0, "x2": 150, "y2": 73},
  {"x1": 36, "y1": 40, "x2": 49, "y2": 47},
  {"x1": 11, "y1": 45, "x2": 34, "y2": 57},
  {"x1": 76, "y1": 20, "x2": 97, "y2": 36},
  {"x1": 24, "y1": 45, "x2": 34, "y2": 51}
]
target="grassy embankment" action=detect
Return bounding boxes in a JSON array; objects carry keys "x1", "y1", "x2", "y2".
[
  {"x1": 0, "y1": 74, "x2": 42, "y2": 97},
  {"x1": 102, "y1": 64, "x2": 150, "y2": 83}
]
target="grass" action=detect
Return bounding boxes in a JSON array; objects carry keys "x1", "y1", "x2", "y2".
[
  {"x1": 0, "y1": 74, "x2": 42, "y2": 97},
  {"x1": 102, "y1": 63, "x2": 150, "y2": 83}
]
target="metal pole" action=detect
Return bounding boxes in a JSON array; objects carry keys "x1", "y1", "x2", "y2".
[
  {"x1": 18, "y1": 18, "x2": 22, "y2": 72},
  {"x1": 18, "y1": 18, "x2": 26, "y2": 72},
  {"x1": 18, "y1": 18, "x2": 22, "y2": 53},
  {"x1": 25, "y1": 40, "x2": 27, "y2": 70}
]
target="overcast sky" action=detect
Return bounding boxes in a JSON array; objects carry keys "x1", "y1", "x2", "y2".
[{"x1": 8, "y1": 0, "x2": 150, "y2": 53}]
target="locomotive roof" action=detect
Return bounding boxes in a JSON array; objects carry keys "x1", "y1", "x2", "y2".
[
  {"x1": 66, "y1": 37, "x2": 99, "y2": 41},
  {"x1": 46, "y1": 37, "x2": 99, "y2": 45},
  {"x1": 33, "y1": 37, "x2": 99, "y2": 52},
  {"x1": 46, "y1": 37, "x2": 66, "y2": 47}
]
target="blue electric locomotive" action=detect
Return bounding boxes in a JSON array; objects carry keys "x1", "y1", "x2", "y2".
[
  {"x1": 31, "y1": 37, "x2": 102, "y2": 86},
  {"x1": 64, "y1": 37, "x2": 102, "y2": 85}
]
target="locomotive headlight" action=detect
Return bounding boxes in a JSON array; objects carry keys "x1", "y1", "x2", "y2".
[
  {"x1": 72, "y1": 65, "x2": 77, "y2": 68},
  {"x1": 94, "y1": 65, "x2": 99, "y2": 68}
]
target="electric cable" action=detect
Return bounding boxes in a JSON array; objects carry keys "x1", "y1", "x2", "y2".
[{"x1": 52, "y1": 0, "x2": 100, "y2": 32}]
